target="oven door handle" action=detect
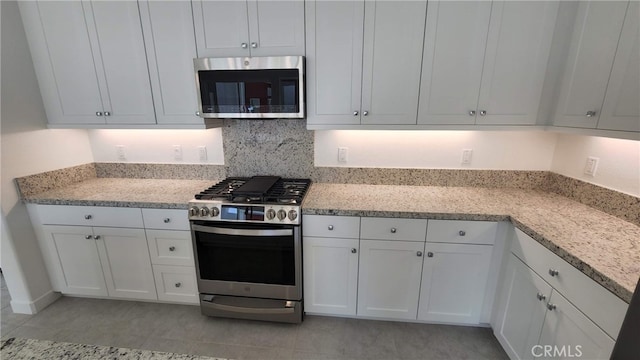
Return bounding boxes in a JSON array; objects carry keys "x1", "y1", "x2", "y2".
[
  {"x1": 202, "y1": 298, "x2": 296, "y2": 315},
  {"x1": 191, "y1": 224, "x2": 293, "y2": 237}
]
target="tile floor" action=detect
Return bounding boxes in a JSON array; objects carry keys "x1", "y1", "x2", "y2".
[{"x1": 1, "y1": 276, "x2": 507, "y2": 360}]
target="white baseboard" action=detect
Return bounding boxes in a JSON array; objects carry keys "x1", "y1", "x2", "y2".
[{"x1": 10, "y1": 290, "x2": 60, "y2": 314}]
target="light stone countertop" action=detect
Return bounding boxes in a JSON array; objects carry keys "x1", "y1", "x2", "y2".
[
  {"x1": 22, "y1": 178, "x2": 639, "y2": 303},
  {"x1": 21, "y1": 178, "x2": 217, "y2": 209},
  {"x1": 302, "y1": 183, "x2": 640, "y2": 303}
]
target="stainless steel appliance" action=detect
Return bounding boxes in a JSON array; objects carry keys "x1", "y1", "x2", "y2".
[
  {"x1": 189, "y1": 176, "x2": 311, "y2": 323},
  {"x1": 194, "y1": 56, "x2": 304, "y2": 119}
]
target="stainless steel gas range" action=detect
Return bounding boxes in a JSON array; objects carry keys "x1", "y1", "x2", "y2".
[{"x1": 188, "y1": 176, "x2": 311, "y2": 323}]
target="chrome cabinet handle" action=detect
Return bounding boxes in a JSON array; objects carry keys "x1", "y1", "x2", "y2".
[
  {"x1": 536, "y1": 293, "x2": 546, "y2": 301},
  {"x1": 479, "y1": 110, "x2": 487, "y2": 116},
  {"x1": 417, "y1": 251, "x2": 423, "y2": 257},
  {"x1": 547, "y1": 303, "x2": 556, "y2": 311},
  {"x1": 458, "y1": 230, "x2": 466, "y2": 236},
  {"x1": 251, "y1": 42, "x2": 258, "y2": 48},
  {"x1": 93, "y1": 235, "x2": 101, "y2": 240},
  {"x1": 468, "y1": 110, "x2": 476, "y2": 116},
  {"x1": 353, "y1": 111, "x2": 358, "y2": 116},
  {"x1": 351, "y1": 248, "x2": 357, "y2": 254},
  {"x1": 169, "y1": 246, "x2": 176, "y2": 252},
  {"x1": 163, "y1": 218, "x2": 171, "y2": 223},
  {"x1": 586, "y1": 111, "x2": 596, "y2": 118},
  {"x1": 363, "y1": 111, "x2": 369, "y2": 116},
  {"x1": 84, "y1": 215, "x2": 92, "y2": 220},
  {"x1": 241, "y1": 42, "x2": 248, "y2": 49},
  {"x1": 390, "y1": 228, "x2": 397, "y2": 234},
  {"x1": 85, "y1": 235, "x2": 93, "y2": 240},
  {"x1": 175, "y1": 282, "x2": 182, "y2": 288},
  {"x1": 104, "y1": 111, "x2": 111, "y2": 116},
  {"x1": 327, "y1": 225, "x2": 334, "y2": 231},
  {"x1": 549, "y1": 269, "x2": 559, "y2": 277},
  {"x1": 96, "y1": 112, "x2": 103, "y2": 116},
  {"x1": 195, "y1": 111, "x2": 201, "y2": 116},
  {"x1": 427, "y1": 252, "x2": 434, "y2": 258}
]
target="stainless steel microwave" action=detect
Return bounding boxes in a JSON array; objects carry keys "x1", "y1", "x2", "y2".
[{"x1": 194, "y1": 56, "x2": 304, "y2": 119}]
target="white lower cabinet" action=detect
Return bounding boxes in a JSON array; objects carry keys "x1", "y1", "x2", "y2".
[
  {"x1": 95, "y1": 227, "x2": 157, "y2": 300},
  {"x1": 494, "y1": 230, "x2": 625, "y2": 360},
  {"x1": 418, "y1": 243, "x2": 493, "y2": 324},
  {"x1": 357, "y1": 239, "x2": 425, "y2": 319}
]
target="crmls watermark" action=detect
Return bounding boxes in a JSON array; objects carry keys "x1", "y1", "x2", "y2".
[{"x1": 532, "y1": 345, "x2": 583, "y2": 358}]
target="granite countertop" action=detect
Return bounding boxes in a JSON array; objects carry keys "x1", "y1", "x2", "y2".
[
  {"x1": 22, "y1": 178, "x2": 639, "y2": 303},
  {"x1": 21, "y1": 178, "x2": 216, "y2": 209},
  {"x1": 302, "y1": 183, "x2": 640, "y2": 303}
]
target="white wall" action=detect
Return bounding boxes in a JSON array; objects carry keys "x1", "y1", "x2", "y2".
[
  {"x1": 1, "y1": 1, "x2": 93, "y2": 313},
  {"x1": 551, "y1": 133, "x2": 640, "y2": 197},
  {"x1": 315, "y1": 130, "x2": 558, "y2": 170},
  {"x1": 88, "y1": 129, "x2": 224, "y2": 164}
]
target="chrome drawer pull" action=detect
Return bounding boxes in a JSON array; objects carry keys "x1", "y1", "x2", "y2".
[
  {"x1": 175, "y1": 282, "x2": 182, "y2": 288},
  {"x1": 163, "y1": 218, "x2": 171, "y2": 223},
  {"x1": 328, "y1": 225, "x2": 334, "y2": 231},
  {"x1": 390, "y1": 228, "x2": 397, "y2": 234},
  {"x1": 169, "y1": 246, "x2": 176, "y2": 252},
  {"x1": 536, "y1": 293, "x2": 546, "y2": 301},
  {"x1": 549, "y1": 269, "x2": 559, "y2": 277},
  {"x1": 84, "y1": 215, "x2": 92, "y2": 220},
  {"x1": 547, "y1": 303, "x2": 556, "y2": 311},
  {"x1": 458, "y1": 230, "x2": 466, "y2": 236},
  {"x1": 351, "y1": 248, "x2": 357, "y2": 254}
]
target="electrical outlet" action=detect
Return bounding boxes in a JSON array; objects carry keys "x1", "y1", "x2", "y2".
[
  {"x1": 338, "y1": 147, "x2": 348, "y2": 163},
  {"x1": 116, "y1": 145, "x2": 126, "y2": 161},
  {"x1": 198, "y1": 146, "x2": 208, "y2": 162},
  {"x1": 461, "y1": 149, "x2": 473, "y2": 165},
  {"x1": 584, "y1": 156, "x2": 599, "y2": 176},
  {"x1": 173, "y1": 145, "x2": 183, "y2": 161}
]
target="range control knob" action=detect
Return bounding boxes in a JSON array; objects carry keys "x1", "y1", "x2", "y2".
[
  {"x1": 189, "y1": 207, "x2": 199, "y2": 216},
  {"x1": 210, "y1": 207, "x2": 220, "y2": 217},
  {"x1": 199, "y1": 207, "x2": 210, "y2": 217},
  {"x1": 288, "y1": 210, "x2": 298, "y2": 221},
  {"x1": 266, "y1": 209, "x2": 276, "y2": 220},
  {"x1": 277, "y1": 209, "x2": 287, "y2": 221}
]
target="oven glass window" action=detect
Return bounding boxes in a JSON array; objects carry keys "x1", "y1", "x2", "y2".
[
  {"x1": 198, "y1": 69, "x2": 299, "y2": 114},
  {"x1": 195, "y1": 226, "x2": 295, "y2": 285}
]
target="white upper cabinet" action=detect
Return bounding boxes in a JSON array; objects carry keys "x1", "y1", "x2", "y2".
[
  {"x1": 598, "y1": 1, "x2": 640, "y2": 132},
  {"x1": 139, "y1": 1, "x2": 201, "y2": 125},
  {"x1": 192, "y1": 0, "x2": 304, "y2": 58},
  {"x1": 553, "y1": 1, "x2": 629, "y2": 129},
  {"x1": 306, "y1": 0, "x2": 427, "y2": 127},
  {"x1": 20, "y1": 0, "x2": 156, "y2": 126},
  {"x1": 418, "y1": 1, "x2": 559, "y2": 126}
]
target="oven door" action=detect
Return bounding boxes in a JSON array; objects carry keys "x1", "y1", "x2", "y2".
[{"x1": 191, "y1": 222, "x2": 301, "y2": 300}]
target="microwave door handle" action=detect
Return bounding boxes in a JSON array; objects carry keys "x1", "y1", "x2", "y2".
[{"x1": 191, "y1": 224, "x2": 292, "y2": 237}]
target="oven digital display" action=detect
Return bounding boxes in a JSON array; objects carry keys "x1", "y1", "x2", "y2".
[{"x1": 221, "y1": 205, "x2": 265, "y2": 221}]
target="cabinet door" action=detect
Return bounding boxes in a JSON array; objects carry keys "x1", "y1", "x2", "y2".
[
  {"x1": 418, "y1": 243, "x2": 493, "y2": 324},
  {"x1": 192, "y1": 0, "x2": 250, "y2": 58},
  {"x1": 538, "y1": 291, "x2": 615, "y2": 360},
  {"x1": 18, "y1": 1, "x2": 105, "y2": 125},
  {"x1": 360, "y1": 1, "x2": 427, "y2": 125},
  {"x1": 303, "y1": 237, "x2": 359, "y2": 316},
  {"x1": 476, "y1": 1, "x2": 559, "y2": 125},
  {"x1": 95, "y1": 227, "x2": 157, "y2": 300},
  {"x1": 139, "y1": 1, "x2": 200, "y2": 125},
  {"x1": 357, "y1": 240, "x2": 425, "y2": 319},
  {"x1": 43, "y1": 225, "x2": 107, "y2": 297},
  {"x1": 418, "y1": 1, "x2": 491, "y2": 125},
  {"x1": 305, "y1": 0, "x2": 364, "y2": 126},
  {"x1": 598, "y1": 1, "x2": 640, "y2": 132},
  {"x1": 86, "y1": 0, "x2": 155, "y2": 125},
  {"x1": 494, "y1": 255, "x2": 552, "y2": 360},
  {"x1": 248, "y1": 1, "x2": 305, "y2": 56},
  {"x1": 553, "y1": 1, "x2": 628, "y2": 129}
]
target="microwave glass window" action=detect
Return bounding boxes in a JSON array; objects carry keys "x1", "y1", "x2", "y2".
[{"x1": 199, "y1": 69, "x2": 299, "y2": 114}]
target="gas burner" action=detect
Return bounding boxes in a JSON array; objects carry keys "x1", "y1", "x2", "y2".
[{"x1": 194, "y1": 177, "x2": 311, "y2": 205}]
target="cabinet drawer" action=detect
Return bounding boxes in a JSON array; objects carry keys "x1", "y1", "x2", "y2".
[
  {"x1": 36, "y1": 205, "x2": 143, "y2": 228},
  {"x1": 426, "y1": 220, "x2": 497, "y2": 245},
  {"x1": 511, "y1": 228, "x2": 628, "y2": 339},
  {"x1": 142, "y1": 209, "x2": 189, "y2": 231},
  {"x1": 303, "y1": 215, "x2": 360, "y2": 239},
  {"x1": 146, "y1": 230, "x2": 194, "y2": 267},
  {"x1": 152, "y1": 265, "x2": 198, "y2": 304},
  {"x1": 361, "y1": 217, "x2": 427, "y2": 242}
]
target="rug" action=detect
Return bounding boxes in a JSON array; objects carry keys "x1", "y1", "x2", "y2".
[{"x1": 0, "y1": 337, "x2": 228, "y2": 360}]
